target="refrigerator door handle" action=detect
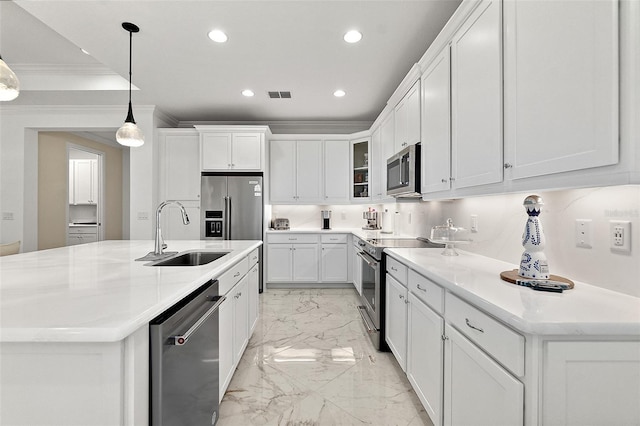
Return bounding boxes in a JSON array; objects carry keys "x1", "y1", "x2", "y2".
[
  {"x1": 227, "y1": 196, "x2": 232, "y2": 240},
  {"x1": 223, "y1": 196, "x2": 230, "y2": 240}
]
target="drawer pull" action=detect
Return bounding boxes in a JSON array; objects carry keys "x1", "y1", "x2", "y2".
[
  {"x1": 233, "y1": 272, "x2": 240, "y2": 278},
  {"x1": 288, "y1": 238, "x2": 297, "y2": 241},
  {"x1": 399, "y1": 294, "x2": 404, "y2": 300},
  {"x1": 391, "y1": 266, "x2": 398, "y2": 272},
  {"x1": 416, "y1": 284, "x2": 427, "y2": 292},
  {"x1": 465, "y1": 318, "x2": 484, "y2": 333}
]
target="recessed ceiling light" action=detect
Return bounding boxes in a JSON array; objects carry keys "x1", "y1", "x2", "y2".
[
  {"x1": 80, "y1": 48, "x2": 90, "y2": 55},
  {"x1": 242, "y1": 89, "x2": 255, "y2": 97},
  {"x1": 208, "y1": 29, "x2": 228, "y2": 43},
  {"x1": 334, "y1": 90, "x2": 346, "y2": 97},
  {"x1": 343, "y1": 30, "x2": 362, "y2": 44}
]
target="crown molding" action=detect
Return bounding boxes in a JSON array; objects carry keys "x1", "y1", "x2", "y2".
[
  {"x1": 181, "y1": 120, "x2": 372, "y2": 135},
  {"x1": 12, "y1": 63, "x2": 120, "y2": 76}
]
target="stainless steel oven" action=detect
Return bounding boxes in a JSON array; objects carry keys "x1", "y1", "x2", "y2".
[
  {"x1": 357, "y1": 250, "x2": 383, "y2": 349},
  {"x1": 357, "y1": 237, "x2": 443, "y2": 351}
]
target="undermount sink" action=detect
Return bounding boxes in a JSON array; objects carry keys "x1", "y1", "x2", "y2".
[{"x1": 149, "y1": 251, "x2": 229, "y2": 267}]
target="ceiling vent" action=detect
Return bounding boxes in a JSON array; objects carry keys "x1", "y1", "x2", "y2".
[{"x1": 268, "y1": 91, "x2": 292, "y2": 99}]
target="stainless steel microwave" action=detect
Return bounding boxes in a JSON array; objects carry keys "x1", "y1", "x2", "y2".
[{"x1": 386, "y1": 143, "x2": 421, "y2": 197}]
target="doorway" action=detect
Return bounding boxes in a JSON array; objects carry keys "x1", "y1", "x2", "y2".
[
  {"x1": 67, "y1": 146, "x2": 103, "y2": 246},
  {"x1": 37, "y1": 131, "x2": 124, "y2": 250}
]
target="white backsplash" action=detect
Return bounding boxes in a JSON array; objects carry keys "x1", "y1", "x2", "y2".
[
  {"x1": 270, "y1": 186, "x2": 639, "y2": 297},
  {"x1": 386, "y1": 185, "x2": 640, "y2": 298}
]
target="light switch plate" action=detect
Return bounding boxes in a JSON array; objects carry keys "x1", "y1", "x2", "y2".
[{"x1": 575, "y1": 219, "x2": 592, "y2": 248}]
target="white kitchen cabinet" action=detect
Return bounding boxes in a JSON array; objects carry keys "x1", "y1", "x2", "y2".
[
  {"x1": 352, "y1": 236, "x2": 363, "y2": 295},
  {"x1": 323, "y1": 139, "x2": 350, "y2": 203},
  {"x1": 266, "y1": 234, "x2": 319, "y2": 282},
  {"x1": 380, "y1": 113, "x2": 396, "y2": 197},
  {"x1": 219, "y1": 256, "x2": 254, "y2": 400},
  {"x1": 421, "y1": 47, "x2": 451, "y2": 194},
  {"x1": 369, "y1": 127, "x2": 383, "y2": 201},
  {"x1": 450, "y1": 0, "x2": 503, "y2": 190},
  {"x1": 320, "y1": 235, "x2": 348, "y2": 282},
  {"x1": 69, "y1": 159, "x2": 98, "y2": 205},
  {"x1": 385, "y1": 273, "x2": 408, "y2": 372},
  {"x1": 67, "y1": 226, "x2": 98, "y2": 246},
  {"x1": 232, "y1": 276, "x2": 249, "y2": 364},
  {"x1": 201, "y1": 132, "x2": 262, "y2": 171},
  {"x1": 218, "y1": 291, "x2": 233, "y2": 399},
  {"x1": 444, "y1": 323, "x2": 524, "y2": 426},
  {"x1": 292, "y1": 244, "x2": 319, "y2": 282},
  {"x1": 269, "y1": 139, "x2": 322, "y2": 203},
  {"x1": 407, "y1": 292, "x2": 444, "y2": 426},
  {"x1": 351, "y1": 138, "x2": 370, "y2": 200},
  {"x1": 158, "y1": 130, "x2": 200, "y2": 201},
  {"x1": 503, "y1": 0, "x2": 618, "y2": 180},
  {"x1": 542, "y1": 341, "x2": 640, "y2": 426},
  {"x1": 394, "y1": 80, "x2": 421, "y2": 152},
  {"x1": 248, "y1": 263, "x2": 260, "y2": 335}
]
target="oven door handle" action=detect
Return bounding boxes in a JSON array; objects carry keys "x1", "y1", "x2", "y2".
[
  {"x1": 357, "y1": 306, "x2": 376, "y2": 334},
  {"x1": 357, "y1": 251, "x2": 379, "y2": 268},
  {"x1": 170, "y1": 295, "x2": 226, "y2": 346}
]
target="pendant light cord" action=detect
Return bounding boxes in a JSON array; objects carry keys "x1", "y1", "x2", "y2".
[{"x1": 128, "y1": 29, "x2": 132, "y2": 105}]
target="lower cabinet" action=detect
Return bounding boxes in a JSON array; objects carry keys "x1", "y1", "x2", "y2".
[
  {"x1": 248, "y1": 263, "x2": 260, "y2": 334},
  {"x1": 352, "y1": 238, "x2": 363, "y2": 295},
  {"x1": 266, "y1": 233, "x2": 350, "y2": 284},
  {"x1": 444, "y1": 324, "x2": 524, "y2": 426},
  {"x1": 68, "y1": 226, "x2": 98, "y2": 246},
  {"x1": 219, "y1": 250, "x2": 260, "y2": 401},
  {"x1": 385, "y1": 273, "x2": 408, "y2": 372},
  {"x1": 407, "y1": 293, "x2": 444, "y2": 426}
]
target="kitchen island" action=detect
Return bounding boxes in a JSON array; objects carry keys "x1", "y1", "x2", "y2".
[{"x1": 0, "y1": 240, "x2": 262, "y2": 426}]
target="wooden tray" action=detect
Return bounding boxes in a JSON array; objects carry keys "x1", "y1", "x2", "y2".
[{"x1": 500, "y1": 269, "x2": 575, "y2": 289}]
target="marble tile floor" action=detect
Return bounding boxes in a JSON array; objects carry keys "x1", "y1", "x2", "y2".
[{"x1": 218, "y1": 288, "x2": 434, "y2": 426}]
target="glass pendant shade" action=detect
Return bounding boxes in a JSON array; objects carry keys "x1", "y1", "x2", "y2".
[
  {"x1": 0, "y1": 57, "x2": 20, "y2": 101},
  {"x1": 116, "y1": 122, "x2": 144, "y2": 147}
]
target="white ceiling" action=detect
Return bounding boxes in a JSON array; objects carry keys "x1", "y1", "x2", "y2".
[{"x1": 2, "y1": 0, "x2": 461, "y2": 125}]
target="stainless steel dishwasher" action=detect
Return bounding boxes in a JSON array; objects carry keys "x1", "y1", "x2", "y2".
[{"x1": 150, "y1": 279, "x2": 225, "y2": 426}]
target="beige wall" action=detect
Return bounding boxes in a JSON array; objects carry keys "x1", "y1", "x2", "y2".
[{"x1": 38, "y1": 132, "x2": 123, "y2": 250}]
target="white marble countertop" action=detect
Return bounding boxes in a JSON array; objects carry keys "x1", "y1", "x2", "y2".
[
  {"x1": 266, "y1": 227, "x2": 416, "y2": 241},
  {"x1": 0, "y1": 240, "x2": 261, "y2": 343},
  {"x1": 386, "y1": 248, "x2": 640, "y2": 336}
]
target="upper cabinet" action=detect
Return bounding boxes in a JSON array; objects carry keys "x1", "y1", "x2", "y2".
[
  {"x1": 421, "y1": 47, "x2": 452, "y2": 194},
  {"x1": 269, "y1": 139, "x2": 323, "y2": 203},
  {"x1": 69, "y1": 159, "x2": 98, "y2": 205},
  {"x1": 394, "y1": 80, "x2": 421, "y2": 153},
  {"x1": 196, "y1": 125, "x2": 269, "y2": 172},
  {"x1": 503, "y1": 0, "x2": 619, "y2": 179},
  {"x1": 158, "y1": 129, "x2": 201, "y2": 201},
  {"x1": 450, "y1": 0, "x2": 503, "y2": 190},
  {"x1": 323, "y1": 139, "x2": 350, "y2": 203},
  {"x1": 351, "y1": 138, "x2": 370, "y2": 200}
]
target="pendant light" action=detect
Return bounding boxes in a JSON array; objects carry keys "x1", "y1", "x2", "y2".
[
  {"x1": 116, "y1": 22, "x2": 144, "y2": 147},
  {"x1": 0, "y1": 54, "x2": 20, "y2": 101}
]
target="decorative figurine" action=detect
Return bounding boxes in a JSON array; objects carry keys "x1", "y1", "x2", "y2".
[{"x1": 519, "y1": 195, "x2": 550, "y2": 279}]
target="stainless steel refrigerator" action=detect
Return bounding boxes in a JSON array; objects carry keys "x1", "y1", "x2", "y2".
[{"x1": 201, "y1": 172, "x2": 263, "y2": 290}]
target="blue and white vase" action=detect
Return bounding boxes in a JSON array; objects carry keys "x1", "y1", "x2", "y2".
[{"x1": 519, "y1": 195, "x2": 550, "y2": 279}]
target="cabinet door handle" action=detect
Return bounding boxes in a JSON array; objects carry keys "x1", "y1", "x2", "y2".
[
  {"x1": 441, "y1": 335, "x2": 449, "y2": 341},
  {"x1": 441, "y1": 178, "x2": 448, "y2": 183},
  {"x1": 465, "y1": 318, "x2": 484, "y2": 333},
  {"x1": 399, "y1": 294, "x2": 404, "y2": 300},
  {"x1": 416, "y1": 284, "x2": 427, "y2": 292},
  {"x1": 504, "y1": 163, "x2": 513, "y2": 169}
]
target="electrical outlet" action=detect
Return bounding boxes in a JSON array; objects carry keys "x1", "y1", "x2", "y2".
[
  {"x1": 575, "y1": 219, "x2": 592, "y2": 248},
  {"x1": 470, "y1": 214, "x2": 478, "y2": 233},
  {"x1": 2, "y1": 212, "x2": 14, "y2": 220},
  {"x1": 137, "y1": 212, "x2": 149, "y2": 221},
  {"x1": 610, "y1": 220, "x2": 631, "y2": 253}
]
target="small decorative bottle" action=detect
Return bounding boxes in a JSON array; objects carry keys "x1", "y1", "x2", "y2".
[{"x1": 518, "y1": 195, "x2": 550, "y2": 279}]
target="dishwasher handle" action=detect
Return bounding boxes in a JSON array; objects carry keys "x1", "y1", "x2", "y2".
[{"x1": 170, "y1": 295, "x2": 226, "y2": 346}]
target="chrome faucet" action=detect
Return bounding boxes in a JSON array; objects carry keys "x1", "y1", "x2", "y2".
[
  {"x1": 154, "y1": 200, "x2": 190, "y2": 256},
  {"x1": 136, "y1": 200, "x2": 190, "y2": 261}
]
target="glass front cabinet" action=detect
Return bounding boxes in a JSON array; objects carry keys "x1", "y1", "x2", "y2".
[{"x1": 351, "y1": 138, "x2": 370, "y2": 201}]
